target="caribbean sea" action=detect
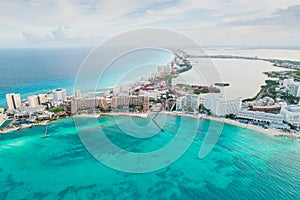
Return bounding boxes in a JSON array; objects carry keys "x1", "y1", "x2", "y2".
[
  {"x1": 0, "y1": 47, "x2": 89, "y2": 107},
  {"x1": 0, "y1": 115, "x2": 300, "y2": 199}
]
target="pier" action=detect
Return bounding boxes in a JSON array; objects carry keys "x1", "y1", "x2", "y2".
[{"x1": 151, "y1": 112, "x2": 164, "y2": 131}]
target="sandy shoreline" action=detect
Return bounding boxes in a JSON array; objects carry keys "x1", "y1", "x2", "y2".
[
  {"x1": 200, "y1": 115, "x2": 300, "y2": 139},
  {"x1": 1, "y1": 112, "x2": 299, "y2": 139},
  {"x1": 101, "y1": 111, "x2": 300, "y2": 139},
  {"x1": 101, "y1": 112, "x2": 149, "y2": 118},
  {"x1": 73, "y1": 113, "x2": 101, "y2": 118}
]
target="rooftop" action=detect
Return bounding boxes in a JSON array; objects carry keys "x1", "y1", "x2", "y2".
[{"x1": 283, "y1": 105, "x2": 300, "y2": 112}]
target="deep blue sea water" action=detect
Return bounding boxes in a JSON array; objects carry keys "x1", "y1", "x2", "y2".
[
  {"x1": 0, "y1": 116, "x2": 299, "y2": 199},
  {"x1": 0, "y1": 48, "x2": 90, "y2": 107},
  {"x1": 0, "y1": 47, "x2": 174, "y2": 107}
]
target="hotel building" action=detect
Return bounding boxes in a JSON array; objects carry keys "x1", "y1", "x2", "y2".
[
  {"x1": 280, "y1": 105, "x2": 300, "y2": 126},
  {"x1": 28, "y1": 94, "x2": 48, "y2": 108},
  {"x1": 237, "y1": 110, "x2": 284, "y2": 123},
  {"x1": 6, "y1": 93, "x2": 21, "y2": 110},
  {"x1": 237, "y1": 110, "x2": 290, "y2": 129},
  {"x1": 176, "y1": 94, "x2": 199, "y2": 112},
  {"x1": 204, "y1": 94, "x2": 241, "y2": 116},
  {"x1": 111, "y1": 95, "x2": 149, "y2": 112},
  {"x1": 52, "y1": 88, "x2": 67, "y2": 101},
  {"x1": 71, "y1": 97, "x2": 108, "y2": 114}
]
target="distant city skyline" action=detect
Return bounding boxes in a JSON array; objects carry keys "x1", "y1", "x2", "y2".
[{"x1": 1, "y1": 0, "x2": 300, "y2": 48}]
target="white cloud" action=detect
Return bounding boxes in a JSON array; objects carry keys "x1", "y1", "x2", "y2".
[
  {"x1": 1, "y1": 0, "x2": 300, "y2": 47},
  {"x1": 22, "y1": 32, "x2": 42, "y2": 42},
  {"x1": 52, "y1": 27, "x2": 67, "y2": 40}
]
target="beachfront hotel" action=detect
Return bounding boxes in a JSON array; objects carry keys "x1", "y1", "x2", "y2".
[
  {"x1": 237, "y1": 110, "x2": 285, "y2": 124},
  {"x1": 6, "y1": 93, "x2": 21, "y2": 110},
  {"x1": 280, "y1": 105, "x2": 300, "y2": 126},
  {"x1": 52, "y1": 88, "x2": 67, "y2": 101},
  {"x1": 111, "y1": 95, "x2": 149, "y2": 112},
  {"x1": 71, "y1": 97, "x2": 108, "y2": 114},
  {"x1": 28, "y1": 94, "x2": 48, "y2": 108},
  {"x1": 204, "y1": 94, "x2": 241, "y2": 116},
  {"x1": 176, "y1": 94, "x2": 199, "y2": 113}
]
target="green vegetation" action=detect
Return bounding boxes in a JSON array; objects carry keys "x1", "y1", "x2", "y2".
[
  {"x1": 243, "y1": 80, "x2": 279, "y2": 102},
  {"x1": 275, "y1": 60, "x2": 300, "y2": 65},
  {"x1": 176, "y1": 62, "x2": 192, "y2": 74},
  {"x1": 225, "y1": 114, "x2": 236, "y2": 119},
  {"x1": 215, "y1": 83, "x2": 230, "y2": 87},
  {"x1": 50, "y1": 108, "x2": 64, "y2": 113},
  {"x1": 194, "y1": 88, "x2": 220, "y2": 94}
]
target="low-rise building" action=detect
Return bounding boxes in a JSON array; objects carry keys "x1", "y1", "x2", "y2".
[
  {"x1": 8, "y1": 105, "x2": 47, "y2": 119},
  {"x1": 252, "y1": 104, "x2": 281, "y2": 112}
]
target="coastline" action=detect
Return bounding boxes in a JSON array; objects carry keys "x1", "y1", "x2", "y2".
[
  {"x1": 88, "y1": 111, "x2": 300, "y2": 139},
  {"x1": 200, "y1": 115, "x2": 300, "y2": 139},
  {"x1": 0, "y1": 112, "x2": 299, "y2": 139},
  {"x1": 0, "y1": 120, "x2": 49, "y2": 134},
  {"x1": 101, "y1": 112, "x2": 149, "y2": 118}
]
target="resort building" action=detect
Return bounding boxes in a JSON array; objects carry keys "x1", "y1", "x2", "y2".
[
  {"x1": 237, "y1": 110, "x2": 284, "y2": 123},
  {"x1": 28, "y1": 94, "x2": 48, "y2": 108},
  {"x1": 280, "y1": 105, "x2": 300, "y2": 126},
  {"x1": 176, "y1": 94, "x2": 199, "y2": 113},
  {"x1": 6, "y1": 93, "x2": 21, "y2": 110},
  {"x1": 111, "y1": 95, "x2": 149, "y2": 112},
  {"x1": 204, "y1": 94, "x2": 241, "y2": 116},
  {"x1": 237, "y1": 110, "x2": 290, "y2": 130},
  {"x1": 71, "y1": 97, "x2": 108, "y2": 114},
  {"x1": 8, "y1": 105, "x2": 47, "y2": 119},
  {"x1": 52, "y1": 88, "x2": 67, "y2": 101}
]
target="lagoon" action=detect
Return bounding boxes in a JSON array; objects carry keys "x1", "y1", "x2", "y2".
[{"x1": 173, "y1": 58, "x2": 291, "y2": 99}]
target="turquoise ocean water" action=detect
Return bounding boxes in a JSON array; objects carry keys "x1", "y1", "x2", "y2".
[
  {"x1": 0, "y1": 115, "x2": 300, "y2": 199},
  {"x1": 1, "y1": 48, "x2": 300, "y2": 199}
]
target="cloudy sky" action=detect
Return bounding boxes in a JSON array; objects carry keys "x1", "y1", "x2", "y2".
[{"x1": 1, "y1": 0, "x2": 300, "y2": 48}]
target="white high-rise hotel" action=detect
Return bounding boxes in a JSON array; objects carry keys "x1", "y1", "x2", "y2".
[
  {"x1": 28, "y1": 94, "x2": 48, "y2": 107},
  {"x1": 6, "y1": 93, "x2": 22, "y2": 110},
  {"x1": 204, "y1": 94, "x2": 241, "y2": 116},
  {"x1": 52, "y1": 89, "x2": 67, "y2": 101}
]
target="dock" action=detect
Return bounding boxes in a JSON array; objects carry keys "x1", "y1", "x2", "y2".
[
  {"x1": 151, "y1": 112, "x2": 164, "y2": 131},
  {"x1": 41, "y1": 124, "x2": 49, "y2": 138}
]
